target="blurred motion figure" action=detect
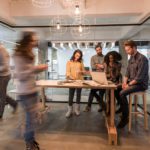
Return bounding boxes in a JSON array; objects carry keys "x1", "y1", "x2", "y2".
[
  {"x1": 13, "y1": 31, "x2": 48, "y2": 150},
  {"x1": 0, "y1": 43, "x2": 17, "y2": 120}
]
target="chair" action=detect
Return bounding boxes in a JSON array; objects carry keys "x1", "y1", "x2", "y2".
[{"x1": 128, "y1": 91, "x2": 148, "y2": 132}]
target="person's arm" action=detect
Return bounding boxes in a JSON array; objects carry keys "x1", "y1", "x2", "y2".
[
  {"x1": 0, "y1": 47, "x2": 9, "y2": 73},
  {"x1": 122, "y1": 61, "x2": 130, "y2": 88},
  {"x1": 122, "y1": 76, "x2": 129, "y2": 89},
  {"x1": 115, "y1": 63, "x2": 122, "y2": 77},
  {"x1": 103, "y1": 63, "x2": 110, "y2": 78},
  {"x1": 95, "y1": 58, "x2": 104, "y2": 70},
  {"x1": 14, "y1": 57, "x2": 47, "y2": 81},
  {"x1": 80, "y1": 62, "x2": 86, "y2": 74},
  {"x1": 91, "y1": 56, "x2": 96, "y2": 70},
  {"x1": 66, "y1": 61, "x2": 74, "y2": 80}
]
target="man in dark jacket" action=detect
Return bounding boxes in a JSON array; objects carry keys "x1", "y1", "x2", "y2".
[{"x1": 117, "y1": 40, "x2": 149, "y2": 128}]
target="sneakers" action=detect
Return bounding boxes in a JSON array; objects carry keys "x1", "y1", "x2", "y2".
[
  {"x1": 26, "y1": 140, "x2": 40, "y2": 150},
  {"x1": 74, "y1": 104, "x2": 80, "y2": 116},
  {"x1": 97, "y1": 107, "x2": 103, "y2": 112},
  {"x1": 66, "y1": 105, "x2": 81, "y2": 117},
  {"x1": 83, "y1": 106, "x2": 91, "y2": 112},
  {"x1": 65, "y1": 106, "x2": 73, "y2": 118},
  {"x1": 117, "y1": 117, "x2": 129, "y2": 129}
]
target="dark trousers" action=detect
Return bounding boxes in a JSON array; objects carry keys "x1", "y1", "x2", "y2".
[
  {"x1": 68, "y1": 88, "x2": 82, "y2": 106},
  {"x1": 114, "y1": 87, "x2": 122, "y2": 105},
  {"x1": 119, "y1": 84, "x2": 145, "y2": 118},
  {"x1": 0, "y1": 75, "x2": 17, "y2": 117},
  {"x1": 87, "y1": 89, "x2": 105, "y2": 107}
]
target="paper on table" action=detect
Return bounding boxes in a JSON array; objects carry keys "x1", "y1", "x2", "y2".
[{"x1": 57, "y1": 80, "x2": 75, "y2": 85}]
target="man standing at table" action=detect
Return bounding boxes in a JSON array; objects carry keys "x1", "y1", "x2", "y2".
[
  {"x1": 117, "y1": 40, "x2": 149, "y2": 128},
  {"x1": 0, "y1": 43, "x2": 18, "y2": 120},
  {"x1": 84, "y1": 44, "x2": 106, "y2": 112}
]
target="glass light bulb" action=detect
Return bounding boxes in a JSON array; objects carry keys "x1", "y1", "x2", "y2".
[
  {"x1": 57, "y1": 22, "x2": 60, "y2": 30},
  {"x1": 79, "y1": 25, "x2": 83, "y2": 33},
  {"x1": 75, "y1": 5, "x2": 80, "y2": 15}
]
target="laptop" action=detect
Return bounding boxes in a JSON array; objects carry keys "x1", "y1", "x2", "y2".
[{"x1": 90, "y1": 72, "x2": 108, "y2": 85}]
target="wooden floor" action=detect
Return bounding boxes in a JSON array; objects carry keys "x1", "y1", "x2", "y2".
[{"x1": 0, "y1": 103, "x2": 150, "y2": 150}]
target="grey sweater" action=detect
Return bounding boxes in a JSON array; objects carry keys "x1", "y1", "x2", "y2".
[
  {"x1": 0, "y1": 44, "x2": 10, "y2": 77},
  {"x1": 91, "y1": 54, "x2": 104, "y2": 71}
]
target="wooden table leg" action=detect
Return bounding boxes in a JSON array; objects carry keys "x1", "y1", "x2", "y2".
[
  {"x1": 40, "y1": 87, "x2": 46, "y2": 109},
  {"x1": 110, "y1": 89, "x2": 115, "y2": 127},
  {"x1": 106, "y1": 89, "x2": 117, "y2": 145}
]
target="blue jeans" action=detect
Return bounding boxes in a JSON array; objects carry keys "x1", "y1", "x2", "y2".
[
  {"x1": 18, "y1": 92, "x2": 38, "y2": 142},
  {"x1": 120, "y1": 84, "x2": 145, "y2": 118}
]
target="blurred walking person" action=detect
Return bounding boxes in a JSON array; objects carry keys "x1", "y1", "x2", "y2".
[
  {"x1": 0, "y1": 43, "x2": 18, "y2": 120},
  {"x1": 13, "y1": 31, "x2": 48, "y2": 150}
]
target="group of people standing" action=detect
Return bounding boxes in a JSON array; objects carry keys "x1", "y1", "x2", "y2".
[{"x1": 65, "y1": 40, "x2": 149, "y2": 129}]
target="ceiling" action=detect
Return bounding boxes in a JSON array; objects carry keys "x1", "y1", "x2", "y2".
[{"x1": 0, "y1": 0, "x2": 150, "y2": 42}]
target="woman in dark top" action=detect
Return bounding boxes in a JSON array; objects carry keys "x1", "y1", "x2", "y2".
[{"x1": 104, "y1": 51, "x2": 122, "y2": 113}]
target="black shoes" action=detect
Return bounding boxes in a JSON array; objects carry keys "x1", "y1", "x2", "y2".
[
  {"x1": 26, "y1": 140, "x2": 40, "y2": 150},
  {"x1": 12, "y1": 103, "x2": 18, "y2": 114},
  {"x1": 97, "y1": 108, "x2": 103, "y2": 112},
  {"x1": 117, "y1": 117, "x2": 129, "y2": 129}
]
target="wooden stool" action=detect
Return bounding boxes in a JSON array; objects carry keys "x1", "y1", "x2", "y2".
[{"x1": 128, "y1": 91, "x2": 148, "y2": 132}]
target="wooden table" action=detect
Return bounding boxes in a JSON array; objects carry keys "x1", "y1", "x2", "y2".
[{"x1": 36, "y1": 80, "x2": 117, "y2": 145}]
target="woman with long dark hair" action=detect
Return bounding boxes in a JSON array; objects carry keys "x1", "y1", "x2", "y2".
[
  {"x1": 66, "y1": 49, "x2": 85, "y2": 118},
  {"x1": 13, "y1": 31, "x2": 47, "y2": 150},
  {"x1": 104, "y1": 51, "x2": 122, "y2": 113}
]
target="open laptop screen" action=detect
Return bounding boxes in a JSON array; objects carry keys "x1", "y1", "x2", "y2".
[{"x1": 90, "y1": 72, "x2": 108, "y2": 85}]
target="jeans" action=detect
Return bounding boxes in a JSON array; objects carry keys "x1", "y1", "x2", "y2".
[
  {"x1": 0, "y1": 75, "x2": 17, "y2": 117},
  {"x1": 68, "y1": 88, "x2": 82, "y2": 106},
  {"x1": 18, "y1": 92, "x2": 38, "y2": 142},
  {"x1": 120, "y1": 84, "x2": 145, "y2": 118},
  {"x1": 87, "y1": 89, "x2": 105, "y2": 108}
]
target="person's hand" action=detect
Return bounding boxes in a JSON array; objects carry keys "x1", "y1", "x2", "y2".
[
  {"x1": 122, "y1": 82, "x2": 129, "y2": 89},
  {"x1": 66, "y1": 76, "x2": 75, "y2": 80},
  {"x1": 95, "y1": 64, "x2": 104, "y2": 69},
  {"x1": 37, "y1": 64, "x2": 48, "y2": 70}
]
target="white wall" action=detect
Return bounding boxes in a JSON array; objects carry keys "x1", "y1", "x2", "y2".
[{"x1": 0, "y1": 0, "x2": 14, "y2": 23}]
